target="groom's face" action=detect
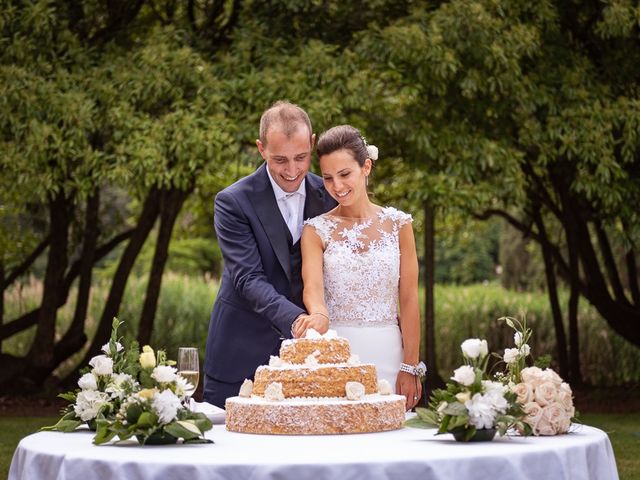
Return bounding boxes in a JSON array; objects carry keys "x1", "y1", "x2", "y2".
[{"x1": 257, "y1": 125, "x2": 314, "y2": 193}]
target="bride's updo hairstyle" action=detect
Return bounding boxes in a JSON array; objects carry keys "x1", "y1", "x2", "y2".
[{"x1": 317, "y1": 125, "x2": 378, "y2": 167}]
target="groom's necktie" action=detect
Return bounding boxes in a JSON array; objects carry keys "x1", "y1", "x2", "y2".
[{"x1": 284, "y1": 193, "x2": 301, "y2": 243}]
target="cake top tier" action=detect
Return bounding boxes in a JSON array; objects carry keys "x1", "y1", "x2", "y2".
[{"x1": 280, "y1": 329, "x2": 350, "y2": 364}]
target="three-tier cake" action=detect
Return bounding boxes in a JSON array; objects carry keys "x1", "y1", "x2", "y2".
[{"x1": 225, "y1": 330, "x2": 406, "y2": 435}]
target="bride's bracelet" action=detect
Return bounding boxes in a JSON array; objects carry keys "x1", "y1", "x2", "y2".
[
  {"x1": 311, "y1": 312, "x2": 330, "y2": 321},
  {"x1": 399, "y1": 361, "x2": 427, "y2": 378}
]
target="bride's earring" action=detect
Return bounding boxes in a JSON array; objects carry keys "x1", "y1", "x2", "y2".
[{"x1": 365, "y1": 175, "x2": 369, "y2": 187}]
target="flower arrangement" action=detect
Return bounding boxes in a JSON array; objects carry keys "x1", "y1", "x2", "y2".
[
  {"x1": 45, "y1": 319, "x2": 212, "y2": 445},
  {"x1": 408, "y1": 316, "x2": 577, "y2": 440},
  {"x1": 500, "y1": 317, "x2": 576, "y2": 435},
  {"x1": 407, "y1": 337, "x2": 530, "y2": 441}
]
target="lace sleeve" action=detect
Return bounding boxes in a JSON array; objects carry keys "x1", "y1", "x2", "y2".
[
  {"x1": 304, "y1": 215, "x2": 336, "y2": 245},
  {"x1": 382, "y1": 207, "x2": 413, "y2": 228}
]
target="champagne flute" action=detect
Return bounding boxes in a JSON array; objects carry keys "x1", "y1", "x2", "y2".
[{"x1": 177, "y1": 347, "x2": 199, "y2": 408}]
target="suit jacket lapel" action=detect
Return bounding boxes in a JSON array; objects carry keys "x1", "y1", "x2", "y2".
[{"x1": 249, "y1": 164, "x2": 292, "y2": 281}]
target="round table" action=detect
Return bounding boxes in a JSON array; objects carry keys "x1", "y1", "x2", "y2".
[{"x1": 9, "y1": 424, "x2": 618, "y2": 480}]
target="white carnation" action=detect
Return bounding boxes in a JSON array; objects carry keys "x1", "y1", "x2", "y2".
[
  {"x1": 464, "y1": 393, "x2": 497, "y2": 430},
  {"x1": 89, "y1": 355, "x2": 113, "y2": 376},
  {"x1": 151, "y1": 365, "x2": 178, "y2": 384},
  {"x1": 152, "y1": 389, "x2": 182, "y2": 424},
  {"x1": 78, "y1": 372, "x2": 98, "y2": 391},
  {"x1": 451, "y1": 365, "x2": 476, "y2": 386},
  {"x1": 74, "y1": 390, "x2": 111, "y2": 421},
  {"x1": 105, "y1": 373, "x2": 136, "y2": 400}
]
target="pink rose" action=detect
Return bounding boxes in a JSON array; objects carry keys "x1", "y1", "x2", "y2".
[
  {"x1": 534, "y1": 415, "x2": 556, "y2": 436},
  {"x1": 534, "y1": 381, "x2": 558, "y2": 406},
  {"x1": 521, "y1": 367, "x2": 544, "y2": 388},
  {"x1": 523, "y1": 401, "x2": 543, "y2": 425},
  {"x1": 512, "y1": 382, "x2": 533, "y2": 405},
  {"x1": 543, "y1": 402, "x2": 565, "y2": 431},
  {"x1": 541, "y1": 368, "x2": 563, "y2": 386}
]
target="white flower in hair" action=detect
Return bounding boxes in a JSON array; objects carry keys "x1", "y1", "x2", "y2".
[{"x1": 366, "y1": 144, "x2": 379, "y2": 161}]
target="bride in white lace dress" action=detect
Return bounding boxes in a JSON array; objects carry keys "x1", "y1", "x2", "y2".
[{"x1": 293, "y1": 125, "x2": 423, "y2": 410}]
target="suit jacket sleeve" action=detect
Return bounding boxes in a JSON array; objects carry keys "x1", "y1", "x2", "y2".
[{"x1": 214, "y1": 189, "x2": 304, "y2": 336}]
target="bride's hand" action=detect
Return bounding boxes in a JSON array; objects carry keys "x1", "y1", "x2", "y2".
[
  {"x1": 292, "y1": 313, "x2": 330, "y2": 338},
  {"x1": 397, "y1": 371, "x2": 422, "y2": 411}
]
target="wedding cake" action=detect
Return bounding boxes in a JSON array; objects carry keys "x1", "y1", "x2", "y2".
[{"x1": 225, "y1": 329, "x2": 406, "y2": 435}]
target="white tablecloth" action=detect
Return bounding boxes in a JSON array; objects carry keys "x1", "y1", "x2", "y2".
[{"x1": 9, "y1": 424, "x2": 619, "y2": 480}]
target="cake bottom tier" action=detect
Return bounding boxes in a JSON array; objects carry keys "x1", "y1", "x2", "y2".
[{"x1": 225, "y1": 394, "x2": 406, "y2": 435}]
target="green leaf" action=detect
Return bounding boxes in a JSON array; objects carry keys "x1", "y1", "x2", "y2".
[
  {"x1": 164, "y1": 421, "x2": 200, "y2": 440},
  {"x1": 136, "y1": 411, "x2": 158, "y2": 428},
  {"x1": 41, "y1": 418, "x2": 82, "y2": 432},
  {"x1": 404, "y1": 416, "x2": 436, "y2": 429}
]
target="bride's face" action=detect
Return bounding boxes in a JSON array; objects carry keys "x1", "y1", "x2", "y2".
[{"x1": 320, "y1": 149, "x2": 371, "y2": 206}]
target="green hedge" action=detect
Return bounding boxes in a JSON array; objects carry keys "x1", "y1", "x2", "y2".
[{"x1": 3, "y1": 276, "x2": 639, "y2": 386}]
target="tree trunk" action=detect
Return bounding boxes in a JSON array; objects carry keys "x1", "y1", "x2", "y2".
[
  {"x1": 0, "y1": 261, "x2": 4, "y2": 354},
  {"x1": 0, "y1": 228, "x2": 134, "y2": 342},
  {"x1": 560, "y1": 189, "x2": 582, "y2": 385},
  {"x1": 137, "y1": 188, "x2": 189, "y2": 346},
  {"x1": 78, "y1": 186, "x2": 161, "y2": 368},
  {"x1": 52, "y1": 191, "x2": 101, "y2": 369},
  {"x1": 423, "y1": 200, "x2": 444, "y2": 403},
  {"x1": 533, "y1": 207, "x2": 569, "y2": 378},
  {"x1": 26, "y1": 191, "x2": 72, "y2": 384}
]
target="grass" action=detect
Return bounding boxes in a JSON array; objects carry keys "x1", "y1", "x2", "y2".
[{"x1": 2, "y1": 414, "x2": 639, "y2": 479}]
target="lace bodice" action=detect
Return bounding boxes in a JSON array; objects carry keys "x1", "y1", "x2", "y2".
[{"x1": 305, "y1": 207, "x2": 412, "y2": 327}]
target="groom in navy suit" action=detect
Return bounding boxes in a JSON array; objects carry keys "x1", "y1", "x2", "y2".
[{"x1": 203, "y1": 101, "x2": 336, "y2": 408}]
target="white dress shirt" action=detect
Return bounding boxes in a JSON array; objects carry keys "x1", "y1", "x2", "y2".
[{"x1": 266, "y1": 167, "x2": 306, "y2": 243}]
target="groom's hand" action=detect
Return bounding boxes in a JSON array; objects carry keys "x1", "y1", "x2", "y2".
[{"x1": 292, "y1": 313, "x2": 330, "y2": 338}]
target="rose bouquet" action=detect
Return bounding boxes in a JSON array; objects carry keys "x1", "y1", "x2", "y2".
[
  {"x1": 500, "y1": 317, "x2": 576, "y2": 435},
  {"x1": 45, "y1": 319, "x2": 212, "y2": 445},
  {"x1": 407, "y1": 338, "x2": 530, "y2": 441}
]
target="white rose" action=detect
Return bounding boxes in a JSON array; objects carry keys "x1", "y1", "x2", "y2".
[
  {"x1": 74, "y1": 390, "x2": 110, "y2": 421},
  {"x1": 101, "y1": 341, "x2": 123, "y2": 356},
  {"x1": 89, "y1": 355, "x2": 113, "y2": 376},
  {"x1": 451, "y1": 365, "x2": 476, "y2": 386},
  {"x1": 151, "y1": 365, "x2": 178, "y2": 384},
  {"x1": 520, "y1": 344, "x2": 531, "y2": 356},
  {"x1": 534, "y1": 381, "x2": 558, "y2": 406},
  {"x1": 460, "y1": 339, "x2": 487, "y2": 359},
  {"x1": 239, "y1": 379, "x2": 253, "y2": 398},
  {"x1": 464, "y1": 393, "x2": 496, "y2": 430},
  {"x1": 512, "y1": 382, "x2": 534, "y2": 404},
  {"x1": 78, "y1": 372, "x2": 98, "y2": 391},
  {"x1": 503, "y1": 348, "x2": 519, "y2": 364},
  {"x1": 345, "y1": 381, "x2": 365, "y2": 401},
  {"x1": 152, "y1": 389, "x2": 182, "y2": 424}
]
